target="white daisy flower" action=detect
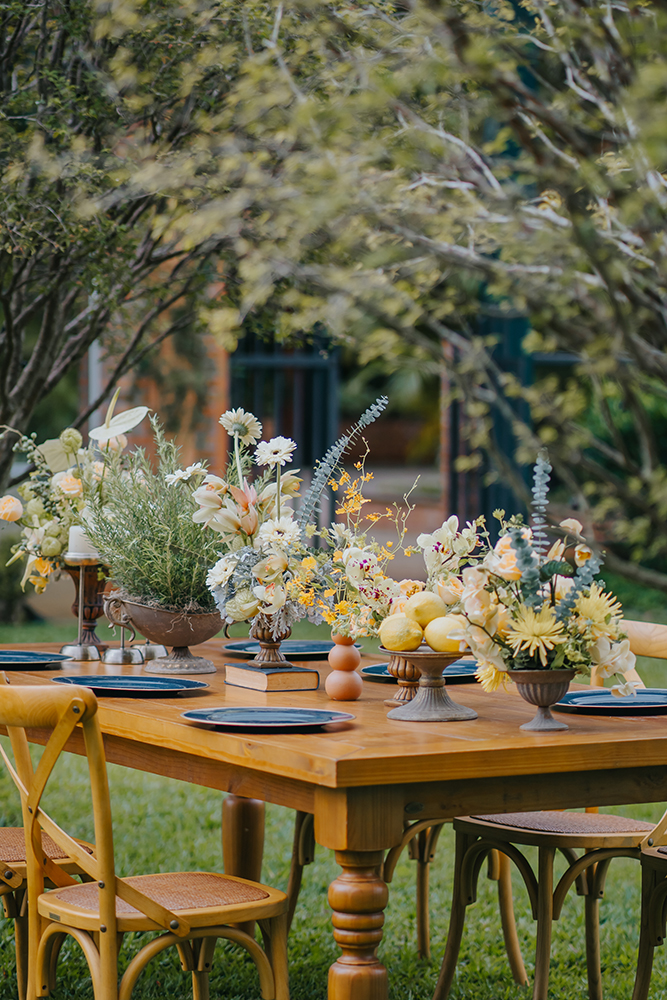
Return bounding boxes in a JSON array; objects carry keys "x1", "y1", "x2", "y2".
[
  {"x1": 254, "y1": 436, "x2": 297, "y2": 467},
  {"x1": 219, "y1": 408, "x2": 263, "y2": 445},
  {"x1": 185, "y1": 462, "x2": 205, "y2": 477},
  {"x1": 165, "y1": 469, "x2": 190, "y2": 485},
  {"x1": 257, "y1": 515, "x2": 301, "y2": 548}
]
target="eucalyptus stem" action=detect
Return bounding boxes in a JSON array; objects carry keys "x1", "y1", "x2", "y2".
[
  {"x1": 276, "y1": 463, "x2": 281, "y2": 520},
  {"x1": 234, "y1": 434, "x2": 243, "y2": 487}
]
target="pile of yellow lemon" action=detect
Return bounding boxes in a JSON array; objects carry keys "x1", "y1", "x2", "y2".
[{"x1": 379, "y1": 592, "x2": 467, "y2": 653}]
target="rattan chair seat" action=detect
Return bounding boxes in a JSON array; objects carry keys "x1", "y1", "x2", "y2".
[
  {"x1": 46, "y1": 871, "x2": 270, "y2": 916},
  {"x1": 469, "y1": 811, "x2": 653, "y2": 836},
  {"x1": 0, "y1": 827, "x2": 82, "y2": 863}
]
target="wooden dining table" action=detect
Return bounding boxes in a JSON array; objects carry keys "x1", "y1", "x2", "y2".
[{"x1": 3, "y1": 639, "x2": 667, "y2": 1000}]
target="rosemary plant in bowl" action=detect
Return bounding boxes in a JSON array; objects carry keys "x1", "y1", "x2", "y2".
[{"x1": 87, "y1": 419, "x2": 223, "y2": 673}]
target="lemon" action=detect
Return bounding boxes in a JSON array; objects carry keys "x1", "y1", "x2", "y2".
[
  {"x1": 424, "y1": 614, "x2": 468, "y2": 653},
  {"x1": 404, "y1": 590, "x2": 448, "y2": 628},
  {"x1": 379, "y1": 615, "x2": 423, "y2": 652}
]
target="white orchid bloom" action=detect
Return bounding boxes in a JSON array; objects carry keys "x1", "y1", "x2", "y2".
[
  {"x1": 611, "y1": 680, "x2": 642, "y2": 698},
  {"x1": 342, "y1": 547, "x2": 381, "y2": 585},
  {"x1": 590, "y1": 637, "x2": 636, "y2": 678},
  {"x1": 252, "y1": 583, "x2": 288, "y2": 615}
]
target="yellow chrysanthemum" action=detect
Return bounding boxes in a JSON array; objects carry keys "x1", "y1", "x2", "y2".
[
  {"x1": 575, "y1": 584, "x2": 622, "y2": 638},
  {"x1": 475, "y1": 662, "x2": 512, "y2": 693},
  {"x1": 506, "y1": 605, "x2": 566, "y2": 666}
]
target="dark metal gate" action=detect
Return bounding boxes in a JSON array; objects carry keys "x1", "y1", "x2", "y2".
[{"x1": 229, "y1": 331, "x2": 339, "y2": 468}]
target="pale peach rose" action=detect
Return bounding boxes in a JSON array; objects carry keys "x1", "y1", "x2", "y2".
[
  {"x1": 484, "y1": 534, "x2": 523, "y2": 581},
  {"x1": 102, "y1": 433, "x2": 127, "y2": 453},
  {"x1": 0, "y1": 495, "x2": 23, "y2": 522},
  {"x1": 389, "y1": 596, "x2": 408, "y2": 614},
  {"x1": 437, "y1": 576, "x2": 464, "y2": 605},
  {"x1": 495, "y1": 604, "x2": 511, "y2": 636},
  {"x1": 560, "y1": 518, "x2": 584, "y2": 537},
  {"x1": 56, "y1": 474, "x2": 83, "y2": 498},
  {"x1": 554, "y1": 575, "x2": 575, "y2": 601}
]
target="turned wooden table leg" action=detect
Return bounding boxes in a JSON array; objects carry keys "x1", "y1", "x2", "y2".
[
  {"x1": 328, "y1": 850, "x2": 388, "y2": 1000},
  {"x1": 222, "y1": 794, "x2": 265, "y2": 935}
]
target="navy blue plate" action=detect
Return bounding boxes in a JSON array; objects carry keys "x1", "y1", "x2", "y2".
[
  {"x1": 444, "y1": 659, "x2": 479, "y2": 684},
  {"x1": 554, "y1": 688, "x2": 667, "y2": 716},
  {"x1": 52, "y1": 675, "x2": 209, "y2": 697},
  {"x1": 0, "y1": 650, "x2": 72, "y2": 669},
  {"x1": 223, "y1": 640, "x2": 358, "y2": 661},
  {"x1": 182, "y1": 706, "x2": 355, "y2": 732},
  {"x1": 360, "y1": 663, "x2": 393, "y2": 683},
  {"x1": 362, "y1": 659, "x2": 478, "y2": 684}
]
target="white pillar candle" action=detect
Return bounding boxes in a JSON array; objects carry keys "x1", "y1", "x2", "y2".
[{"x1": 67, "y1": 525, "x2": 100, "y2": 559}]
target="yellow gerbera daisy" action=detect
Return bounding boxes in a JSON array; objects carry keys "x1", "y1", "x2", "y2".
[
  {"x1": 575, "y1": 584, "x2": 622, "y2": 638},
  {"x1": 506, "y1": 605, "x2": 566, "y2": 666},
  {"x1": 475, "y1": 662, "x2": 512, "y2": 693}
]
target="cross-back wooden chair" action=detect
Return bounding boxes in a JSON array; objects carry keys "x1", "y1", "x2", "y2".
[
  {"x1": 0, "y1": 825, "x2": 94, "y2": 1000},
  {"x1": 0, "y1": 684, "x2": 96, "y2": 1000},
  {"x1": 432, "y1": 619, "x2": 667, "y2": 1000},
  {"x1": 631, "y1": 803, "x2": 667, "y2": 1000},
  {"x1": 0, "y1": 677, "x2": 289, "y2": 1000}
]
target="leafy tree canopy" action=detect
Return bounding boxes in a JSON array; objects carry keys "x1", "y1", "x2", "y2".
[
  {"x1": 6, "y1": 0, "x2": 667, "y2": 591},
  {"x1": 0, "y1": 0, "x2": 284, "y2": 487},
  {"x1": 103, "y1": 0, "x2": 667, "y2": 589}
]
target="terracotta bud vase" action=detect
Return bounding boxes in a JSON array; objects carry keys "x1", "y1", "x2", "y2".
[{"x1": 325, "y1": 634, "x2": 363, "y2": 701}]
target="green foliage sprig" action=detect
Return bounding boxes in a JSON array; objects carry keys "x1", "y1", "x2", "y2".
[
  {"x1": 297, "y1": 396, "x2": 388, "y2": 529},
  {"x1": 87, "y1": 420, "x2": 220, "y2": 613}
]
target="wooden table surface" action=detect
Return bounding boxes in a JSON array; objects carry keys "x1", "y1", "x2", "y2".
[{"x1": 3, "y1": 640, "x2": 667, "y2": 1000}]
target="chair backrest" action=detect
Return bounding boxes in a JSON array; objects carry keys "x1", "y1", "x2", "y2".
[{"x1": 0, "y1": 676, "x2": 191, "y2": 939}]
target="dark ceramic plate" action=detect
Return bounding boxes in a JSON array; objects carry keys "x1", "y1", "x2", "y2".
[
  {"x1": 361, "y1": 659, "x2": 478, "y2": 684},
  {"x1": 360, "y1": 663, "x2": 394, "y2": 683},
  {"x1": 554, "y1": 689, "x2": 667, "y2": 716},
  {"x1": 52, "y1": 675, "x2": 209, "y2": 697},
  {"x1": 223, "y1": 640, "x2": 359, "y2": 661},
  {"x1": 182, "y1": 706, "x2": 355, "y2": 732},
  {"x1": 0, "y1": 650, "x2": 72, "y2": 669},
  {"x1": 444, "y1": 659, "x2": 479, "y2": 684}
]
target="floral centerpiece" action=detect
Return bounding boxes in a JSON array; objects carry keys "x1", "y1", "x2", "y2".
[
  {"x1": 448, "y1": 453, "x2": 638, "y2": 700},
  {"x1": 199, "y1": 400, "x2": 389, "y2": 665},
  {"x1": 0, "y1": 393, "x2": 147, "y2": 592},
  {"x1": 313, "y1": 459, "x2": 420, "y2": 639}
]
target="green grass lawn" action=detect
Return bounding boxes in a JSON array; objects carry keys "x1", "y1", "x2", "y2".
[
  {"x1": 0, "y1": 752, "x2": 663, "y2": 1000},
  {"x1": 0, "y1": 755, "x2": 662, "y2": 1000},
  {"x1": 0, "y1": 576, "x2": 666, "y2": 997}
]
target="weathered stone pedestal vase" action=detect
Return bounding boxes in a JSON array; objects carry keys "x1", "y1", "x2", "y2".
[
  {"x1": 384, "y1": 653, "x2": 421, "y2": 708},
  {"x1": 513, "y1": 668, "x2": 576, "y2": 732},
  {"x1": 248, "y1": 619, "x2": 294, "y2": 669},
  {"x1": 113, "y1": 599, "x2": 222, "y2": 674},
  {"x1": 383, "y1": 646, "x2": 478, "y2": 722}
]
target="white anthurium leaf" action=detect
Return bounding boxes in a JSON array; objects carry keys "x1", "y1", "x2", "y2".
[
  {"x1": 88, "y1": 406, "x2": 149, "y2": 441},
  {"x1": 36, "y1": 438, "x2": 70, "y2": 473}
]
